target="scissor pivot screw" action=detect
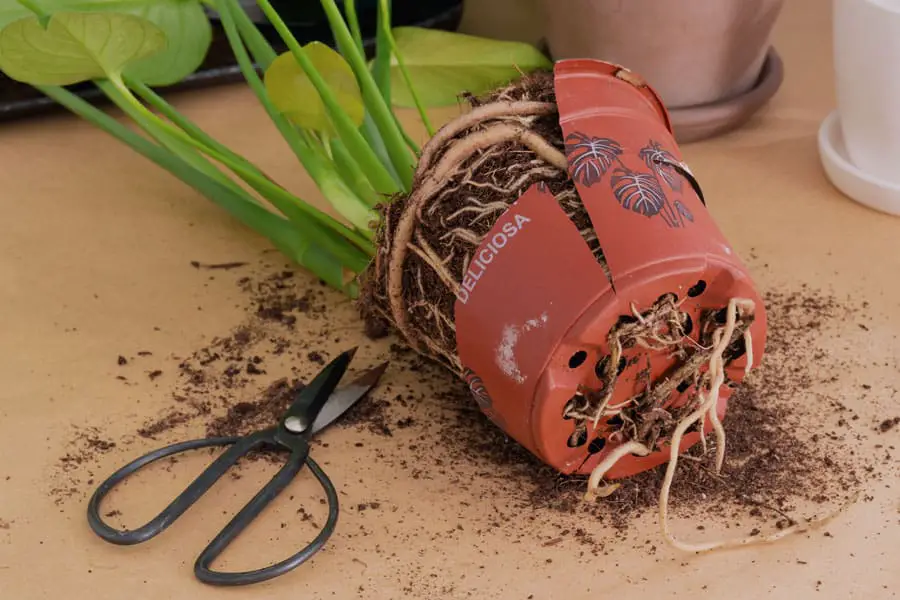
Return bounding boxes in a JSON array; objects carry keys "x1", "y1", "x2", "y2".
[{"x1": 284, "y1": 416, "x2": 308, "y2": 433}]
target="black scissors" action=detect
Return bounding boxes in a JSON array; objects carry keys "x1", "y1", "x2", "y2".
[{"x1": 86, "y1": 348, "x2": 388, "y2": 586}]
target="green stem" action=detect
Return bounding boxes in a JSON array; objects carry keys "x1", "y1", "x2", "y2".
[
  {"x1": 16, "y1": 0, "x2": 49, "y2": 23},
  {"x1": 38, "y1": 84, "x2": 367, "y2": 293},
  {"x1": 215, "y1": 0, "x2": 314, "y2": 166},
  {"x1": 225, "y1": 0, "x2": 278, "y2": 69},
  {"x1": 372, "y1": 0, "x2": 391, "y2": 104},
  {"x1": 215, "y1": 0, "x2": 377, "y2": 240},
  {"x1": 126, "y1": 75, "x2": 271, "y2": 182},
  {"x1": 343, "y1": 0, "x2": 364, "y2": 54},
  {"x1": 318, "y1": 0, "x2": 415, "y2": 189},
  {"x1": 100, "y1": 77, "x2": 376, "y2": 254},
  {"x1": 378, "y1": 0, "x2": 434, "y2": 137},
  {"x1": 256, "y1": 0, "x2": 402, "y2": 197},
  {"x1": 329, "y1": 136, "x2": 380, "y2": 208},
  {"x1": 98, "y1": 80, "x2": 247, "y2": 196}
]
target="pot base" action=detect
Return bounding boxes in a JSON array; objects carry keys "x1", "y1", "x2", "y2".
[
  {"x1": 818, "y1": 110, "x2": 900, "y2": 217},
  {"x1": 668, "y1": 47, "x2": 784, "y2": 144}
]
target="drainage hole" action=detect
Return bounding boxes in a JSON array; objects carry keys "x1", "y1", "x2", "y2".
[
  {"x1": 606, "y1": 414, "x2": 623, "y2": 427},
  {"x1": 724, "y1": 335, "x2": 747, "y2": 361},
  {"x1": 587, "y1": 437, "x2": 607, "y2": 454},
  {"x1": 687, "y1": 280, "x2": 707, "y2": 297},
  {"x1": 594, "y1": 355, "x2": 610, "y2": 380},
  {"x1": 676, "y1": 380, "x2": 691, "y2": 394},
  {"x1": 682, "y1": 313, "x2": 694, "y2": 336},
  {"x1": 568, "y1": 350, "x2": 588, "y2": 369},
  {"x1": 568, "y1": 424, "x2": 588, "y2": 448},
  {"x1": 616, "y1": 357, "x2": 627, "y2": 375}
]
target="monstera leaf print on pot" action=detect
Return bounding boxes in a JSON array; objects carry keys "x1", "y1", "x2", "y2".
[
  {"x1": 674, "y1": 200, "x2": 694, "y2": 223},
  {"x1": 610, "y1": 167, "x2": 667, "y2": 218},
  {"x1": 639, "y1": 140, "x2": 682, "y2": 192},
  {"x1": 565, "y1": 132, "x2": 623, "y2": 186}
]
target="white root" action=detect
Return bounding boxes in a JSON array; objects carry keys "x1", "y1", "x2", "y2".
[
  {"x1": 584, "y1": 441, "x2": 652, "y2": 500},
  {"x1": 386, "y1": 123, "x2": 567, "y2": 349},
  {"x1": 583, "y1": 297, "x2": 857, "y2": 554}
]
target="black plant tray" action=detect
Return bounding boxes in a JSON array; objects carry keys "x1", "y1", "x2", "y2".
[{"x1": 0, "y1": 1, "x2": 462, "y2": 124}]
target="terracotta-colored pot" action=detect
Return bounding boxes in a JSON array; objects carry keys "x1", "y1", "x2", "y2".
[
  {"x1": 538, "y1": 0, "x2": 785, "y2": 142},
  {"x1": 454, "y1": 59, "x2": 767, "y2": 479}
]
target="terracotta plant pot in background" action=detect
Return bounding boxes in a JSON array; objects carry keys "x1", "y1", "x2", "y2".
[
  {"x1": 538, "y1": 0, "x2": 785, "y2": 143},
  {"x1": 452, "y1": 60, "x2": 767, "y2": 480},
  {"x1": 818, "y1": 0, "x2": 900, "y2": 216}
]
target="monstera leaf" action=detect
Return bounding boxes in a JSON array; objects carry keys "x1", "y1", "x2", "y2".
[
  {"x1": 639, "y1": 140, "x2": 682, "y2": 191},
  {"x1": 610, "y1": 167, "x2": 666, "y2": 218},
  {"x1": 564, "y1": 132, "x2": 622, "y2": 186}
]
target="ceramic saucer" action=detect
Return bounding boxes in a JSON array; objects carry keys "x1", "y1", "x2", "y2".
[
  {"x1": 818, "y1": 109, "x2": 900, "y2": 217},
  {"x1": 669, "y1": 47, "x2": 785, "y2": 144}
]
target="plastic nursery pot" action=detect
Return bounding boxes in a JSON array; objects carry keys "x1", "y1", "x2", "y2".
[
  {"x1": 818, "y1": 0, "x2": 900, "y2": 216},
  {"x1": 454, "y1": 59, "x2": 767, "y2": 480},
  {"x1": 537, "y1": 0, "x2": 785, "y2": 143}
]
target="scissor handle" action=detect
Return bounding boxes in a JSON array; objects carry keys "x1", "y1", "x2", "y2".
[
  {"x1": 194, "y1": 453, "x2": 339, "y2": 586},
  {"x1": 87, "y1": 432, "x2": 265, "y2": 544},
  {"x1": 86, "y1": 431, "x2": 340, "y2": 586}
]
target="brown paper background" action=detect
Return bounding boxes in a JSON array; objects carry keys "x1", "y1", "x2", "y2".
[{"x1": 1, "y1": 0, "x2": 898, "y2": 597}]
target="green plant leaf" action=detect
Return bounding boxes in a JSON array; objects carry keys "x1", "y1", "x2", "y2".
[
  {"x1": 264, "y1": 41, "x2": 364, "y2": 134},
  {"x1": 0, "y1": 0, "x2": 211, "y2": 86},
  {"x1": 388, "y1": 27, "x2": 552, "y2": 108},
  {"x1": 0, "y1": 11, "x2": 165, "y2": 84}
]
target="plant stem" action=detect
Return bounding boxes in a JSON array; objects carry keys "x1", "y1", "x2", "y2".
[
  {"x1": 223, "y1": 0, "x2": 278, "y2": 69},
  {"x1": 372, "y1": 0, "x2": 391, "y2": 104},
  {"x1": 215, "y1": 0, "x2": 378, "y2": 239},
  {"x1": 255, "y1": 0, "x2": 402, "y2": 197},
  {"x1": 317, "y1": 0, "x2": 416, "y2": 190},
  {"x1": 37, "y1": 84, "x2": 365, "y2": 294},
  {"x1": 214, "y1": 0, "x2": 317, "y2": 165},
  {"x1": 378, "y1": 0, "x2": 434, "y2": 137},
  {"x1": 343, "y1": 0, "x2": 364, "y2": 54},
  {"x1": 103, "y1": 77, "x2": 375, "y2": 248},
  {"x1": 126, "y1": 75, "x2": 271, "y2": 181},
  {"x1": 99, "y1": 80, "x2": 248, "y2": 196}
]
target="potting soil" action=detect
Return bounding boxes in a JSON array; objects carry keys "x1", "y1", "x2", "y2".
[{"x1": 50, "y1": 261, "x2": 890, "y2": 555}]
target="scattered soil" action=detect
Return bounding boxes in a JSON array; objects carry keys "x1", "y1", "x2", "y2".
[
  {"x1": 877, "y1": 417, "x2": 899, "y2": 433},
  {"x1": 50, "y1": 259, "x2": 894, "y2": 590},
  {"x1": 205, "y1": 377, "x2": 305, "y2": 439},
  {"x1": 190, "y1": 260, "x2": 248, "y2": 270}
]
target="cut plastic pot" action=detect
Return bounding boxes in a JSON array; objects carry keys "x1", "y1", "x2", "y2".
[
  {"x1": 454, "y1": 59, "x2": 767, "y2": 479},
  {"x1": 818, "y1": 0, "x2": 900, "y2": 216},
  {"x1": 538, "y1": 0, "x2": 785, "y2": 143}
]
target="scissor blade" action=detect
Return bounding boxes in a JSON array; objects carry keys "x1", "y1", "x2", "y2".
[{"x1": 311, "y1": 361, "x2": 389, "y2": 434}]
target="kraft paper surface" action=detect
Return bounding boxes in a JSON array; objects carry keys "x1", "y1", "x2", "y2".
[{"x1": 1, "y1": 1, "x2": 897, "y2": 598}]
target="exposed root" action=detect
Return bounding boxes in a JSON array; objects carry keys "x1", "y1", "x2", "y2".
[
  {"x1": 579, "y1": 297, "x2": 856, "y2": 553},
  {"x1": 563, "y1": 293, "x2": 692, "y2": 426},
  {"x1": 414, "y1": 100, "x2": 558, "y2": 179},
  {"x1": 584, "y1": 441, "x2": 651, "y2": 500}
]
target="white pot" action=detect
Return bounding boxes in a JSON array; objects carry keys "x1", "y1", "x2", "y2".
[
  {"x1": 819, "y1": 0, "x2": 900, "y2": 215},
  {"x1": 834, "y1": 0, "x2": 900, "y2": 183}
]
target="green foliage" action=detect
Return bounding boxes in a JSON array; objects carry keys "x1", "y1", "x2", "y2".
[
  {"x1": 0, "y1": 0, "x2": 212, "y2": 85},
  {"x1": 388, "y1": 27, "x2": 553, "y2": 108},
  {"x1": 0, "y1": 12, "x2": 165, "y2": 84},
  {"x1": 264, "y1": 41, "x2": 365, "y2": 134},
  {"x1": 0, "y1": 0, "x2": 552, "y2": 297}
]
